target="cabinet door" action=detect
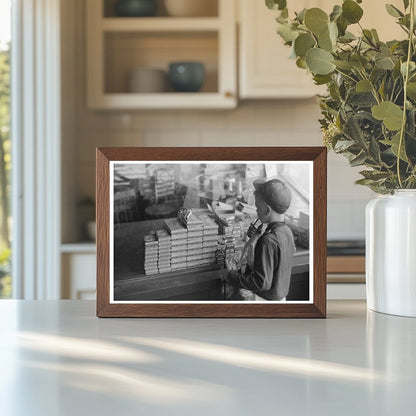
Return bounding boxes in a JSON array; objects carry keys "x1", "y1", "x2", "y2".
[
  {"x1": 239, "y1": 0, "x2": 405, "y2": 99},
  {"x1": 357, "y1": 0, "x2": 404, "y2": 41},
  {"x1": 239, "y1": 0, "x2": 326, "y2": 99},
  {"x1": 62, "y1": 253, "x2": 96, "y2": 300}
]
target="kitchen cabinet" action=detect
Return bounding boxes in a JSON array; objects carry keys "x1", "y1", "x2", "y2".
[
  {"x1": 61, "y1": 245, "x2": 96, "y2": 300},
  {"x1": 238, "y1": 0, "x2": 326, "y2": 99},
  {"x1": 86, "y1": 0, "x2": 237, "y2": 109},
  {"x1": 238, "y1": 0, "x2": 404, "y2": 99}
]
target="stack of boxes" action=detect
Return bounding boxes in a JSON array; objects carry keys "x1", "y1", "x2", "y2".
[
  {"x1": 154, "y1": 167, "x2": 175, "y2": 201},
  {"x1": 143, "y1": 211, "x2": 254, "y2": 275},
  {"x1": 183, "y1": 213, "x2": 204, "y2": 269},
  {"x1": 216, "y1": 218, "x2": 251, "y2": 267},
  {"x1": 215, "y1": 235, "x2": 226, "y2": 267},
  {"x1": 195, "y1": 214, "x2": 220, "y2": 267},
  {"x1": 163, "y1": 217, "x2": 188, "y2": 271},
  {"x1": 218, "y1": 221, "x2": 243, "y2": 265},
  {"x1": 144, "y1": 232, "x2": 159, "y2": 275},
  {"x1": 156, "y1": 229, "x2": 171, "y2": 273},
  {"x1": 138, "y1": 177, "x2": 154, "y2": 202}
]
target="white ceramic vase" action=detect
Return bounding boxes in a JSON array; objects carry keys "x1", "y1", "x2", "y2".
[{"x1": 366, "y1": 190, "x2": 416, "y2": 317}]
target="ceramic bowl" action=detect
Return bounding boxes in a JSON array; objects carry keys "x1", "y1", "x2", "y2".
[
  {"x1": 114, "y1": 0, "x2": 158, "y2": 17},
  {"x1": 168, "y1": 62, "x2": 205, "y2": 92},
  {"x1": 128, "y1": 68, "x2": 167, "y2": 93}
]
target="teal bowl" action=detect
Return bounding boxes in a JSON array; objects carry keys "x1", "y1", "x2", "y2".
[
  {"x1": 114, "y1": 0, "x2": 157, "y2": 17},
  {"x1": 168, "y1": 62, "x2": 205, "y2": 92}
]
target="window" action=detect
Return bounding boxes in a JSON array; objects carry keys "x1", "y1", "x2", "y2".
[{"x1": 0, "y1": 0, "x2": 11, "y2": 298}]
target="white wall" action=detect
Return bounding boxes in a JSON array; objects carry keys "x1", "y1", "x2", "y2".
[{"x1": 62, "y1": 0, "x2": 374, "y2": 243}]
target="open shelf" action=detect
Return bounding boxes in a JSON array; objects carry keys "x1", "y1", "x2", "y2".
[
  {"x1": 103, "y1": 0, "x2": 219, "y2": 18},
  {"x1": 104, "y1": 31, "x2": 218, "y2": 94},
  {"x1": 86, "y1": 0, "x2": 236, "y2": 109},
  {"x1": 91, "y1": 93, "x2": 234, "y2": 110},
  {"x1": 101, "y1": 17, "x2": 221, "y2": 31}
]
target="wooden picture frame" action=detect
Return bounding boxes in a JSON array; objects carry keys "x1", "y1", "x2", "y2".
[{"x1": 96, "y1": 147, "x2": 327, "y2": 317}]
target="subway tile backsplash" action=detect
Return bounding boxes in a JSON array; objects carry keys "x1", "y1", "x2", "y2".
[
  {"x1": 75, "y1": 100, "x2": 372, "y2": 240},
  {"x1": 328, "y1": 200, "x2": 368, "y2": 241}
]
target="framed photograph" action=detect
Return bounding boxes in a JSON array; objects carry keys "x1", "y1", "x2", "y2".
[{"x1": 96, "y1": 147, "x2": 327, "y2": 317}]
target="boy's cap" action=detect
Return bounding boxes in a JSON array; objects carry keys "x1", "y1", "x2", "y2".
[{"x1": 254, "y1": 179, "x2": 291, "y2": 214}]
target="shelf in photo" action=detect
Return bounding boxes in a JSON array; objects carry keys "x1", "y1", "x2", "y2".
[{"x1": 101, "y1": 18, "x2": 221, "y2": 32}]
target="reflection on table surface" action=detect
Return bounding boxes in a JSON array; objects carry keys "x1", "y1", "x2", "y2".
[{"x1": 1, "y1": 300, "x2": 416, "y2": 416}]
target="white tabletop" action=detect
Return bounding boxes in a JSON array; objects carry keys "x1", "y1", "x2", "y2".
[{"x1": 0, "y1": 300, "x2": 415, "y2": 416}]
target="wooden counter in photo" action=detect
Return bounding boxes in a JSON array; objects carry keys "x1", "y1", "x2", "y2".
[{"x1": 113, "y1": 220, "x2": 310, "y2": 301}]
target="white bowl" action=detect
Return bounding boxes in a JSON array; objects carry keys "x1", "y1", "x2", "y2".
[
  {"x1": 164, "y1": 0, "x2": 217, "y2": 17},
  {"x1": 128, "y1": 68, "x2": 167, "y2": 93}
]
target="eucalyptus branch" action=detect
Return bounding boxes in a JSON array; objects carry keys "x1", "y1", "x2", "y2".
[
  {"x1": 393, "y1": 85, "x2": 404, "y2": 103},
  {"x1": 267, "y1": 0, "x2": 416, "y2": 192},
  {"x1": 358, "y1": 69, "x2": 381, "y2": 104},
  {"x1": 390, "y1": 79, "x2": 398, "y2": 101},
  {"x1": 397, "y1": 0, "x2": 415, "y2": 188},
  {"x1": 334, "y1": 68, "x2": 359, "y2": 84},
  {"x1": 358, "y1": 22, "x2": 378, "y2": 49},
  {"x1": 354, "y1": 37, "x2": 363, "y2": 54},
  {"x1": 398, "y1": 24, "x2": 410, "y2": 35}
]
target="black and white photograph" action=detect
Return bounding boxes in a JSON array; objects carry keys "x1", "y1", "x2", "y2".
[{"x1": 110, "y1": 161, "x2": 313, "y2": 303}]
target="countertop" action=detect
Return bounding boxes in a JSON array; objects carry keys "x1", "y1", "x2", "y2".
[{"x1": 0, "y1": 300, "x2": 415, "y2": 415}]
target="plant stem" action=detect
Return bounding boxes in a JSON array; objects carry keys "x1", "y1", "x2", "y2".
[
  {"x1": 334, "y1": 68, "x2": 358, "y2": 84},
  {"x1": 358, "y1": 69, "x2": 381, "y2": 104},
  {"x1": 390, "y1": 79, "x2": 398, "y2": 102},
  {"x1": 398, "y1": 0, "x2": 415, "y2": 188}
]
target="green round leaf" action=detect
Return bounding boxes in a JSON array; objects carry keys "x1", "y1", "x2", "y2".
[
  {"x1": 371, "y1": 29, "x2": 380, "y2": 42},
  {"x1": 375, "y1": 56, "x2": 395, "y2": 70},
  {"x1": 306, "y1": 48, "x2": 335, "y2": 75},
  {"x1": 342, "y1": 0, "x2": 364, "y2": 24},
  {"x1": 350, "y1": 54, "x2": 368, "y2": 70},
  {"x1": 328, "y1": 21, "x2": 338, "y2": 43},
  {"x1": 318, "y1": 28, "x2": 334, "y2": 52},
  {"x1": 266, "y1": 0, "x2": 287, "y2": 11},
  {"x1": 304, "y1": 8, "x2": 328, "y2": 35},
  {"x1": 407, "y1": 82, "x2": 416, "y2": 99},
  {"x1": 316, "y1": 22, "x2": 338, "y2": 52},
  {"x1": 296, "y1": 57, "x2": 308, "y2": 69},
  {"x1": 371, "y1": 101, "x2": 404, "y2": 131},
  {"x1": 336, "y1": 15, "x2": 348, "y2": 36},
  {"x1": 330, "y1": 5, "x2": 342, "y2": 22},
  {"x1": 294, "y1": 33, "x2": 316, "y2": 58},
  {"x1": 333, "y1": 60, "x2": 353, "y2": 70},
  {"x1": 356, "y1": 80, "x2": 372, "y2": 92},
  {"x1": 389, "y1": 132, "x2": 409, "y2": 162},
  {"x1": 385, "y1": 4, "x2": 403, "y2": 18},
  {"x1": 296, "y1": 8, "x2": 307, "y2": 23},
  {"x1": 277, "y1": 23, "x2": 298, "y2": 43},
  {"x1": 313, "y1": 74, "x2": 332, "y2": 85}
]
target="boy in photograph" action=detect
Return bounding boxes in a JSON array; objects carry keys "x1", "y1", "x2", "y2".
[{"x1": 225, "y1": 179, "x2": 295, "y2": 301}]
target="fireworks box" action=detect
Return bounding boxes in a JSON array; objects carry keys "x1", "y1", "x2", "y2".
[
  {"x1": 145, "y1": 269, "x2": 159, "y2": 275},
  {"x1": 158, "y1": 267, "x2": 172, "y2": 274},
  {"x1": 171, "y1": 264, "x2": 186, "y2": 271},
  {"x1": 171, "y1": 256, "x2": 187, "y2": 265},
  {"x1": 163, "y1": 218, "x2": 188, "y2": 238}
]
